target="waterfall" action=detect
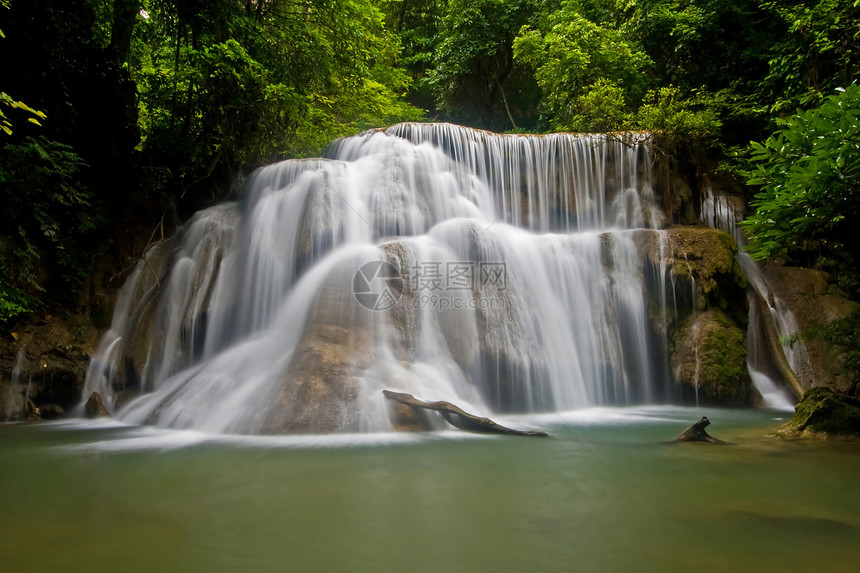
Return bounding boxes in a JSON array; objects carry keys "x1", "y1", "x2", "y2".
[
  {"x1": 700, "y1": 184, "x2": 798, "y2": 409},
  {"x1": 85, "y1": 123, "x2": 698, "y2": 434}
]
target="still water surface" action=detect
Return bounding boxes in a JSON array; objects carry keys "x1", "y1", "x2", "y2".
[{"x1": 2, "y1": 407, "x2": 859, "y2": 573}]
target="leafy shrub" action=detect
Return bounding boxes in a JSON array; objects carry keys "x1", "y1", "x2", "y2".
[
  {"x1": 637, "y1": 86, "x2": 722, "y2": 141},
  {"x1": 741, "y1": 85, "x2": 860, "y2": 264},
  {"x1": 0, "y1": 136, "x2": 91, "y2": 324}
]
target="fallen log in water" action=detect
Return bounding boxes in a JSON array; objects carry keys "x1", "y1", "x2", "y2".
[
  {"x1": 673, "y1": 416, "x2": 732, "y2": 444},
  {"x1": 383, "y1": 390, "x2": 549, "y2": 437}
]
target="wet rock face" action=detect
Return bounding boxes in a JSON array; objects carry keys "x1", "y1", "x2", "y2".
[
  {"x1": 633, "y1": 226, "x2": 746, "y2": 314},
  {"x1": 261, "y1": 262, "x2": 376, "y2": 434},
  {"x1": 780, "y1": 387, "x2": 860, "y2": 438},
  {"x1": 38, "y1": 404, "x2": 66, "y2": 420},
  {"x1": 263, "y1": 325, "x2": 366, "y2": 434},
  {"x1": 762, "y1": 265, "x2": 855, "y2": 393},
  {"x1": 84, "y1": 392, "x2": 111, "y2": 418},
  {"x1": 671, "y1": 309, "x2": 752, "y2": 406},
  {"x1": 629, "y1": 227, "x2": 752, "y2": 406},
  {"x1": 1, "y1": 316, "x2": 93, "y2": 421}
]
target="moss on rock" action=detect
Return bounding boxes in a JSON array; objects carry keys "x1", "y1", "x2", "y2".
[
  {"x1": 780, "y1": 387, "x2": 860, "y2": 438},
  {"x1": 671, "y1": 308, "x2": 752, "y2": 406},
  {"x1": 632, "y1": 226, "x2": 748, "y2": 317}
]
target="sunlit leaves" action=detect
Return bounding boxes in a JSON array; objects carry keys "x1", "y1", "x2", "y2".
[
  {"x1": 1, "y1": 91, "x2": 47, "y2": 136},
  {"x1": 513, "y1": 3, "x2": 650, "y2": 132},
  {"x1": 742, "y1": 84, "x2": 860, "y2": 262}
]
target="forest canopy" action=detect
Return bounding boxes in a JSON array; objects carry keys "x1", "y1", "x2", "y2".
[{"x1": 1, "y1": 0, "x2": 860, "y2": 324}]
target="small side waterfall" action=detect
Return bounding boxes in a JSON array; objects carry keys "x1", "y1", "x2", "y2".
[
  {"x1": 700, "y1": 184, "x2": 798, "y2": 409},
  {"x1": 3, "y1": 348, "x2": 29, "y2": 421},
  {"x1": 85, "y1": 124, "x2": 746, "y2": 434}
]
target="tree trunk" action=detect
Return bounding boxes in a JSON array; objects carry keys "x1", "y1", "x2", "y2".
[
  {"x1": 673, "y1": 416, "x2": 731, "y2": 444},
  {"x1": 111, "y1": 0, "x2": 141, "y2": 64},
  {"x1": 383, "y1": 390, "x2": 548, "y2": 436}
]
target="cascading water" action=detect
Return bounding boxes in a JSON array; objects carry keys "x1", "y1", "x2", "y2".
[
  {"x1": 700, "y1": 184, "x2": 797, "y2": 409},
  {"x1": 85, "y1": 123, "x2": 703, "y2": 434}
]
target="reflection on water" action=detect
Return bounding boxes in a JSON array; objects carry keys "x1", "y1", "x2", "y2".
[{"x1": 1, "y1": 407, "x2": 859, "y2": 573}]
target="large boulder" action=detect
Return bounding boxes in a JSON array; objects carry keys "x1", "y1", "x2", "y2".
[
  {"x1": 262, "y1": 324, "x2": 370, "y2": 434},
  {"x1": 779, "y1": 387, "x2": 860, "y2": 438},
  {"x1": 84, "y1": 391, "x2": 111, "y2": 418},
  {"x1": 261, "y1": 258, "x2": 380, "y2": 434},
  {"x1": 630, "y1": 227, "x2": 752, "y2": 405},
  {"x1": 671, "y1": 308, "x2": 752, "y2": 405}
]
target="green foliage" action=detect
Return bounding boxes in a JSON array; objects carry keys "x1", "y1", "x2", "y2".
[
  {"x1": 0, "y1": 282, "x2": 31, "y2": 325},
  {"x1": 505, "y1": 0, "x2": 764, "y2": 141},
  {"x1": 383, "y1": 0, "x2": 447, "y2": 110},
  {"x1": 0, "y1": 91, "x2": 47, "y2": 135},
  {"x1": 513, "y1": 2, "x2": 650, "y2": 132},
  {"x1": 1, "y1": 2, "x2": 48, "y2": 135},
  {"x1": 1, "y1": 0, "x2": 422, "y2": 327},
  {"x1": 741, "y1": 85, "x2": 860, "y2": 264},
  {"x1": 624, "y1": 0, "x2": 766, "y2": 91},
  {"x1": 568, "y1": 79, "x2": 628, "y2": 132},
  {"x1": 759, "y1": 0, "x2": 860, "y2": 114},
  {"x1": 0, "y1": 136, "x2": 92, "y2": 323},
  {"x1": 129, "y1": 0, "x2": 421, "y2": 194},
  {"x1": 426, "y1": 0, "x2": 537, "y2": 129},
  {"x1": 636, "y1": 86, "x2": 722, "y2": 140},
  {"x1": 0, "y1": 0, "x2": 8, "y2": 37}
]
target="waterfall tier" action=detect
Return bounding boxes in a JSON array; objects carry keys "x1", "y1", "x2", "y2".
[{"x1": 85, "y1": 123, "x2": 748, "y2": 434}]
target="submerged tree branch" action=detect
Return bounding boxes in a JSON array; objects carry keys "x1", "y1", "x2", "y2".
[{"x1": 383, "y1": 390, "x2": 548, "y2": 436}]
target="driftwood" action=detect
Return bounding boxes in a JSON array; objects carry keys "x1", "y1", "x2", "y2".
[
  {"x1": 673, "y1": 416, "x2": 731, "y2": 444},
  {"x1": 383, "y1": 390, "x2": 549, "y2": 437}
]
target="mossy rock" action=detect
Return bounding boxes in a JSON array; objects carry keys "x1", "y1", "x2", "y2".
[
  {"x1": 780, "y1": 387, "x2": 860, "y2": 438},
  {"x1": 671, "y1": 308, "x2": 752, "y2": 406},
  {"x1": 632, "y1": 227, "x2": 748, "y2": 319}
]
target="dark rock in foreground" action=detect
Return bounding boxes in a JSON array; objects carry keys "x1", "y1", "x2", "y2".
[
  {"x1": 38, "y1": 404, "x2": 65, "y2": 420},
  {"x1": 383, "y1": 390, "x2": 549, "y2": 437},
  {"x1": 779, "y1": 387, "x2": 860, "y2": 438}
]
